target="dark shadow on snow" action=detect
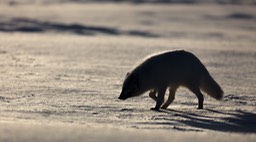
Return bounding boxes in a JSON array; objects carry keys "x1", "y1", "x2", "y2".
[
  {"x1": 150, "y1": 109, "x2": 256, "y2": 133},
  {"x1": 68, "y1": 0, "x2": 197, "y2": 4},
  {"x1": 0, "y1": 18, "x2": 159, "y2": 38},
  {"x1": 205, "y1": 12, "x2": 255, "y2": 21},
  {"x1": 5, "y1": 0, "x2": 255, "y2": 5},
  {"x1": 227, "y1": 13, "x2": 255, "y2": 19}
]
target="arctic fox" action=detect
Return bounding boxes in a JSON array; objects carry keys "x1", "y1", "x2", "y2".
[{"x1": 118, "y1": 50, "x2": 223, "y2": 110}]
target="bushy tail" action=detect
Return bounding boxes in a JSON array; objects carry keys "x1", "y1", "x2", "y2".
[{"x1": 200, "y1": 72, "x2": 224, "y2": 100}]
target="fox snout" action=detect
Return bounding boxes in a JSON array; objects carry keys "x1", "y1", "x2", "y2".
[
  {"x1": 118, "y1": 96, "x2": 125, "y2": 100},
  {"x1": 118, "y1": 92, "x2": 128, "y2": 100}
]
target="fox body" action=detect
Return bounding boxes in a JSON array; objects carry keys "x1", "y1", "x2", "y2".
[{"x1": 118, "y1": 50, "x2": 223, "y2": 110}]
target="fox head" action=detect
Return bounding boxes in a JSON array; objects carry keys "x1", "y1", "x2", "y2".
[{"x1": 118, "y1": 72, "x2": 141, "y2": 100}]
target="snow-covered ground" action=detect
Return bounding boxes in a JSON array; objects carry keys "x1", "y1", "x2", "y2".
[{"x1": 0, "y1": 2, "x2": 256, "y2": 141}]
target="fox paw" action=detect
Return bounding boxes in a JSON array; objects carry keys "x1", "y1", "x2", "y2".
[{"x1": 150, "y1": 107, "x2": 160, "y2": 111}]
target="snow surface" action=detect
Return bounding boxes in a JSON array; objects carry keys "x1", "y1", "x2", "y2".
[{"x1": 0, "y1": 2, "x2": 256, "y2": 142}]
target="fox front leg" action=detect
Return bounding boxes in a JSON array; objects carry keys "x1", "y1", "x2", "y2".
[
  {"x1": 161, "y1": 87, "x2": 177, "y2": 109},
  {"x1": 151, "y1": 87, "x2": 167, "y2": 111},
  {"x1": 149, "y1": 90, "x2": 157, "y2": 101}
]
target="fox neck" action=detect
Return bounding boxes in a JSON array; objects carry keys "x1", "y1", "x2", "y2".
[{"x1": 136, "y1": 75, "x2": 155, "y2": 95}]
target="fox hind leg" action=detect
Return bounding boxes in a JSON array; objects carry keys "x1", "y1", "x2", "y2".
[
  {"x1": 187, "y1": 85, "x2": 204, "y2": 109},
  {"x1": 161, "y1": 87, "x2": 177, "y2": 109}
]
